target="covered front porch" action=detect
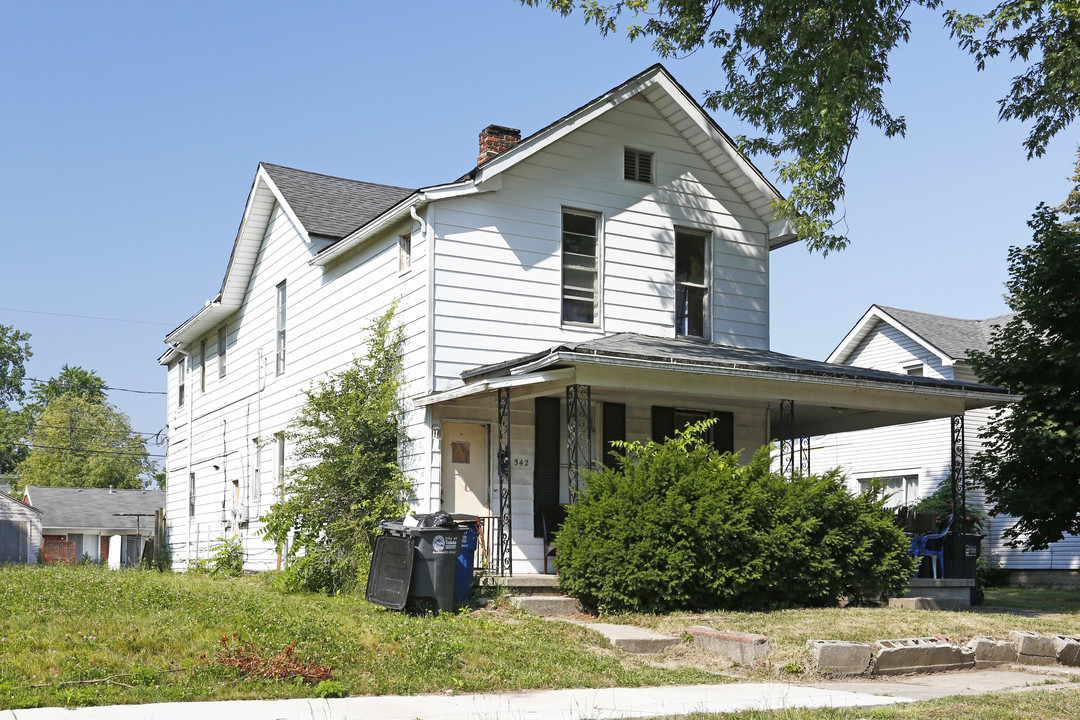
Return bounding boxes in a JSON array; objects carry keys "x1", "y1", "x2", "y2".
[{"x1": 416, "y1": 334, "x2": 1013, "y2": 576}]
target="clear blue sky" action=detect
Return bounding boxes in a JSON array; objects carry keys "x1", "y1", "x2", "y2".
[{"x1": 1, "y1": 1, "x2": 1076, "y2": 453}]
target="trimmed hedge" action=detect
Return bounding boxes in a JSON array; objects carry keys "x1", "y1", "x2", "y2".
[{"x1": 554, "y1": 423, "x2": 914, "y2": 613}]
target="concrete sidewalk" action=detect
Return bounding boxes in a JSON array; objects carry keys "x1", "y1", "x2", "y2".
[{"x1": 5, "y1": 668, "x2": 1078, "y2": 720}]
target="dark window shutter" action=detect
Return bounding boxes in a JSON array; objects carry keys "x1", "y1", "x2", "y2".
[
  {"x1": 711, "y1": 411, "x2": 735, "y2": 454},
  {"x1": 533, "y1": 397, "x2": 561, "y2": 538},
  {"x1": 651, "y1": 406, "x2": 675, "y2": 442},
  {"x1": 602, "y1": 402, "x2": 626, "y2": 466}
]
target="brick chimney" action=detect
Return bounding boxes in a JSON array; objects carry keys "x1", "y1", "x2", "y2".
[{"x1": 478, "y1": 125, "x2": 521, "y2": 166}]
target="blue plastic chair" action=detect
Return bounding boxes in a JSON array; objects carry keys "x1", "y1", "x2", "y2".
[{"x1": 914, "y1": 514, "x2": 953, "y2": 579}]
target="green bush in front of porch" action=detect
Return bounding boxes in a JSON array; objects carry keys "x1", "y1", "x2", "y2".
[{"x1": 554, "y1": 422, "x2": 914, "y2": 613}]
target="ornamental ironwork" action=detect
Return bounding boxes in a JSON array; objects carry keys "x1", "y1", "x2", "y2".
[
  {"x1": 950, "y1": 414, "x2": 966, "y2": 572},
  {"x1": 497, "y1": 387, "x2": 512, "y2": 576},
  {"x1": 566, "y1": 384, "x2": 592, "y2": 504}
]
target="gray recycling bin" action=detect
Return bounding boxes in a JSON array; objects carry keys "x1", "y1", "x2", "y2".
[{"x1": 366, "y1": 520, "x2": 466, "y2": 614}]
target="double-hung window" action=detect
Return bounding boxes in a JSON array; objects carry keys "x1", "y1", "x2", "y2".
[
  {"x1": 561, "y1": 210, "x2": 599, "y2": 325},
  {"x1": 675, "y1": 229, "x2": 708, "y2": 337},
  {"x1": 275, "y1": 281, "x2": 287, "y2": 375},
  {"x1": 177, "y1": 358, "x2": 186, "y2": 408},
  {"x1": 218, "y1": 326, "x2": 227, "y2": 378}
]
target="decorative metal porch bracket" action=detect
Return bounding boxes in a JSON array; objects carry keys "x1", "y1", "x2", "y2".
[
  {"x1": 798, "y1": 437, "x2": 810, "y2": 476},
  {"x1": 566, "y1": 384, "x2": 592, "y2": 504},
  {"x1": 779, "y1": 399, "x2": 795, "y2": 479},
  {"x1": 497, "y1": 387, "x2": 512, "y2": 576},
  {"x1": 950, "y1": 413, "x2": 966, "y2": 576}
]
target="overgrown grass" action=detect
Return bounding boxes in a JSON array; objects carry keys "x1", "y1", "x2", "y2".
[
  {"x1": 0, "y1": 564, "x2": 720, "y2": 710},
  {"x1": 661, "y1": 688, "x2": 1080, "y2": 719}
]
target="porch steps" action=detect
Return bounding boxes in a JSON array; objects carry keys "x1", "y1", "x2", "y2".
[
  {"x1": 888, "y1": 579, "x2": 975, "y2": 610},
  {"x1": 487, "y1": 574, "x2": 583, "y2": 616}
]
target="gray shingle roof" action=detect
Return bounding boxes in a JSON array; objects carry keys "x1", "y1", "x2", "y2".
[
  {"x1": 24, "y1": 486, "x2": 164, "y2": 532},
  {"x1": 876, "y1": 306, "x2": 1016, "y2": 360},
  {"x1": 462, "y1": 332, "x2": 1008, "y2": 394},
  {"x1": 261, "y1": 163, "x2": 415, "y2": 241}
]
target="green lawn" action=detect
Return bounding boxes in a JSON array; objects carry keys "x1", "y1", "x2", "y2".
[
  {"x1": 0, "y1": 564, "x2": 719, "y2": 710},
  {"x1": 983, "y1": 588, "x2": 1080, "y2": 614},
  {"x1": 2, "y1": 566, "x2": 1078, "y2": 711}
]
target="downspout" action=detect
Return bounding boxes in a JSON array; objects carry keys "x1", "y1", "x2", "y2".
[
  {"x1": 172, "y1": 347, "x2": 193, "y2": 568},
  {"x1": 420, "y1": 203, "x2": 439, "y2": 512}
]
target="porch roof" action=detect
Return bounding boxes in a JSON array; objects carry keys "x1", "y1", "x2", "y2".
[{"x1": 420, "y1": 333, "x2": 1014, "y2": 437}]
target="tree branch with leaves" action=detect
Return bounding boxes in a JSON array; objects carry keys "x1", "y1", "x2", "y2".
[{"x1": 524, "y1": 0, "x2": 1080, "y2": 253}]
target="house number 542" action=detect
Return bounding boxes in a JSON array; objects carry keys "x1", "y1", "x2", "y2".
[{"x1": 514, "y1": 458, "x2": 530, "y2": 467}]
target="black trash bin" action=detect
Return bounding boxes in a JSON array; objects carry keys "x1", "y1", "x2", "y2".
[
  {"x1": 944, "y1": 533, "x2": 984, "y2": 580},
  {"x1": 366, "y1": 520, "x2": 466, "y2": 614}
]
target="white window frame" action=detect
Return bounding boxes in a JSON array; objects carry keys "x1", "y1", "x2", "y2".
[
  {"x1": 217, "y1": 325, "x2": 227, "y2": 379},
  {"x1": 674, "y1": 227, "x2": 710, "y2": 339},
  {"x1": 399, "y1": 233, "x2": 412, "y2": 274},
  {"x1": 902, "y1": 362, "x2": 925, "y2": 377},
  {"x1": 177, "y1": 359, "x2": 186, "y2": 408},
  {"x1": 276, "y1": 432, "x2": 286, "y2": 500},
  {"x1": 275, "y1": 281, "x2": 287, "y2": 375},
  {"x1": 859, "y1": 473, "x2": 920, "y2": 508},
  {"x1": 188, "y1": 471, "x2": 196, "y2": 517},
  {"x1": 199, "y1": 338, "x2": 206, "y2": 393},
  {"x1": 560, "y1": 208, "x2": 602, "y2": 328}
]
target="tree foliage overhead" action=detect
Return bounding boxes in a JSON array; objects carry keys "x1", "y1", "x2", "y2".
[
  {"x1": 0, "y1": 324, "x2": 32, "y2": 475},
  {"x1": 262, "y1": 306, "x2": 413, "y2": 594},
  {"x1": 969, "y1": 150, "x2": 1080, "y2": 550},
  {"x1": 523, "y1": 0, "x2": 1080, "y2": 253},
  {"x1": 27, "y1": 364, "x2": 107, "y2": 411},
  {"x1": 14, "y1": 395, "x2": 153, "y2": 492}
]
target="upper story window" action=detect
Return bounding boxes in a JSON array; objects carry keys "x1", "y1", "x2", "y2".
[
  {"x1": 624, "y1": 148, "x2": 653, "y2": 184},
  {"x1": 903, "y1": 363, "x2": 925, "y2": 377},
  {"x1": 561, "y1": 210, "x2": 600, "y2": 326},
  {"x1": 675, "y1": 229, "x2": 708, "y2": 337},
  {"x1": 217, "y1": 325, "x2": 227, "y2": 378},
  {"x1": 276, "y1": 281, "x2": 287, "y2": 375},
  {"x1": 399, "y1": 233, "x2": 412, "y2": 273},
  {"x1": 177, "y1": 358, "x2": 186, "y2": 408},
  {"x1": 199, "y1": 339, "x2": 206, "y2": 393}
]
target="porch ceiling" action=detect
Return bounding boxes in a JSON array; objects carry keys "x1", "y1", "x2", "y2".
[{"x1": 419, "y1": 333, "x2": 1014, "y2": 437}]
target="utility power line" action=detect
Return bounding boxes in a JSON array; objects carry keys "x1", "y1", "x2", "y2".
[
  {"x1": 0, "y1": 307, "x2": 172, "y2": 327},
  {"x1": 24, "y1": 378, "x2": 165, "y2": 396}
]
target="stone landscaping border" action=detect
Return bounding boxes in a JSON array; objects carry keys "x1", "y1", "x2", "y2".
[{"x1": 693, "y1": 628, "x2": 1080, "y2": 676}]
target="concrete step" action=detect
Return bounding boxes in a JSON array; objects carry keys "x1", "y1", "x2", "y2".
[
  {"x1": 566, "y1": 620, "x2": 681, "y2": 654},
  {"x1": 512, "y1": 594, "x2": 582, "y2": 616},
  {"x1": 484, "y1": 573, "x2": 562, "y2": 596}
]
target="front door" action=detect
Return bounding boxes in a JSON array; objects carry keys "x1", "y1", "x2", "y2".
[{"x1": 441, "y1": 422, "x2": 489, "y2": 516}]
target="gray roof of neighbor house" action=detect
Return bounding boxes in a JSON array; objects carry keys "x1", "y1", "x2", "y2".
[
  {"x1": 877, "y1": 306, "x2": 1016, "y2": 360},
  {"x1": 23, "y1": 486, "x2": 164, "y2": 532},
  {"x1": 260, "y1": 163, "x2": 415, "y2": 241},
  {"x1": 461, "y1": 332, "x2": 1010, "y2": 395}
]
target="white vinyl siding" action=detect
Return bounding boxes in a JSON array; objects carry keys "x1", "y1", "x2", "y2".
[
  {"x1": 430, "y1": 96, "x2": 769, "y2": 389},
  {"x1": 165, "y1": 200, "x2": 430, "y2": 571}
]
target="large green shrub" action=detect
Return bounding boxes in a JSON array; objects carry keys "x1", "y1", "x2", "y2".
[{"x1": 555, "y1": 423, "x2": 913, "y2": 613}]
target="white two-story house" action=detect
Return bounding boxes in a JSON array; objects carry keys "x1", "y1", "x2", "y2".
[
  {"x1": 818, "y1": 304, "x2": 1079, "y2": 580},
  {"x1": 160, "y1": 65, "x2": 1011, "y2": 574}
]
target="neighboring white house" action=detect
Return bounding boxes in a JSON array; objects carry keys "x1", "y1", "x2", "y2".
[
  {"x1": 817, "y1": 304, "x2": 1080, "y2": 574},
  {"x1": 160, "y1": 65, "x2": 1012, "y2": 574}
]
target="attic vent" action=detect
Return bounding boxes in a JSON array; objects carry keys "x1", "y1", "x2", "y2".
[{"x1": 624, "y1": 148, "x2": 653, "y2": 183}]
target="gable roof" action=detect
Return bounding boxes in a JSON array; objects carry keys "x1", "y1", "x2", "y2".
[
  {"x1": 829, "y1": 305, "x2": 1016, "y2": 366},
  {"x1": 23, "y1": 486, "x2": 164, "y2": 532},
  {"x1": 260, "y1": 164, "x2": 414, "y2": 241},
  {"x1": 162, "y1": 64, "x2": 794, "y2": 360}
]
